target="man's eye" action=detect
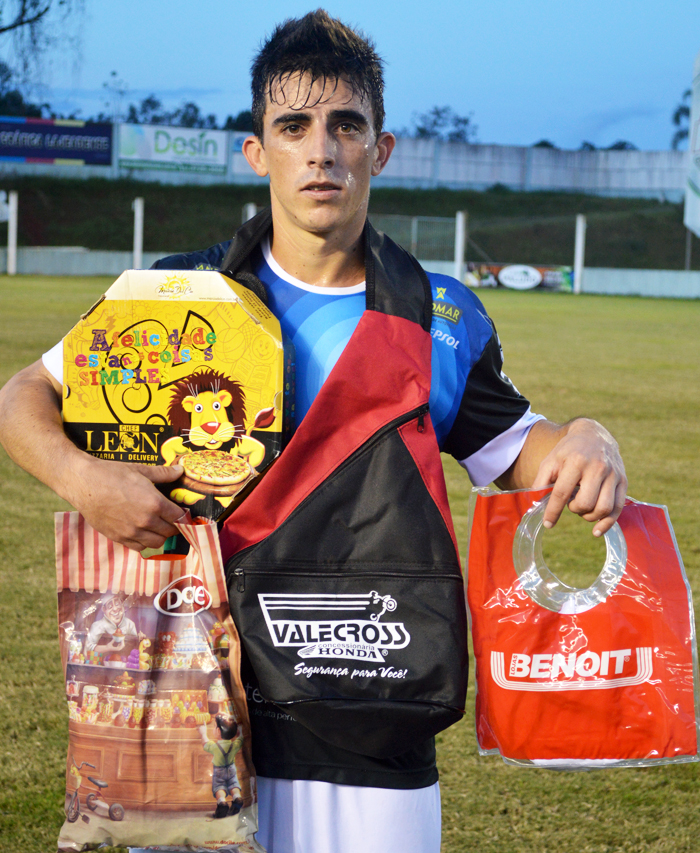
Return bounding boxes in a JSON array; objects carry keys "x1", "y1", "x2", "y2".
[
  {"x1": 284, "y1": 124, "x2": 302, "y2": 134},
  {"x1": 338, "y1": 123, "x2": 357, "y2": 133}
]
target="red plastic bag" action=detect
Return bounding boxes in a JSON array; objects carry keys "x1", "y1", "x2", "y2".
[
  {"x1": 55, "y1": 512, "x2": 264, "y2": 851},
  {"x1": 467, "y1": 488, "x2": 699, "y2": 768}
]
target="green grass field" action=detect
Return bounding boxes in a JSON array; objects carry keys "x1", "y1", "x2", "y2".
[{"x1": 1, "y1": 276, "x2": 699, "y2": 852}]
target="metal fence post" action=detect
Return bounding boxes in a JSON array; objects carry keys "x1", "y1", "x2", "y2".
[
  {"x1": 410, "y1": 217, "x2": 418, "y2": 256},
  {"x1": 242, "y1": 203, "x2": 258, "y2": 223},
  {"x1": 573, "y1": 214, "x2": 587, "y2": 294},
  {"x1": 454, "y1": 210, "x2": 467, "y2": 282},
  {"x1": 132, "y1": 197, "x2": 144, "y2": 269},
  {"x1": 7, "y1": 190, "x2": 18, "y2": 276}
]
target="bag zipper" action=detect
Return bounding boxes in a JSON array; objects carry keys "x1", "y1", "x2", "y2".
[
  {"x1": 231, "y1": 403, "x2": 430, "y2": 592},
  {"x1": 234, "y1": 567, "x2": 461, "y2": 593}
]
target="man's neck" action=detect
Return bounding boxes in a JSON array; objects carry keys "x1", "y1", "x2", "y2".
[{"x1": 268, "y1": 215, "x2": 365, "y2": 288}]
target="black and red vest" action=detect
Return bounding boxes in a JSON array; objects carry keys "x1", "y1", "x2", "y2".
[{"x1": 219, "y1": 210, "x2": 469, "y2": 783}]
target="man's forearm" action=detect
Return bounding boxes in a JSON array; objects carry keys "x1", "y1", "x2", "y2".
[
  {"x1": 0, "y1": 359, "x2": 186, "y2": 550},
  {"x1": 495, "y1": 419, "x2": 568, "y2": 491},
  {"x1": 0, "y1": 360, "x2": 86, "y2": 504}
]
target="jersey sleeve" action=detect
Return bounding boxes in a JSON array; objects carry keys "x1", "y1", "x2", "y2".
[
  {"x1": 441, "y1": 322, "x2": 543, "y2": 486},
  {"x1": 42, "y1": 340, "x2": 63, "y2": 385}
]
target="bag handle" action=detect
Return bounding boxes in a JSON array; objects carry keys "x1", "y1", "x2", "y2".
[
  {"x1": 55, "y1": 511, "x2": 228, "y2": 606},
  {"x1": 512, "y1": 494, "x2": 627, "y2": 615}
]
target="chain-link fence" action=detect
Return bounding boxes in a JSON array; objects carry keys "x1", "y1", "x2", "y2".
[{"x1": 369, "y1": 214, "x2": 456, "y2": 261}]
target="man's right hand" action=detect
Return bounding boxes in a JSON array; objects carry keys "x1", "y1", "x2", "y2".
[
  {"x1": 71, "y1": 456, "x2": 186, "y2": 551},
  {"x1": 0, "y1": 359, "x2": 187, "y2": 552}
]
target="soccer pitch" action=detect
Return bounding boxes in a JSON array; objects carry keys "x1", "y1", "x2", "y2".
[{"x1": 0, "y1": 276, "x2": 699, "y2": 853}]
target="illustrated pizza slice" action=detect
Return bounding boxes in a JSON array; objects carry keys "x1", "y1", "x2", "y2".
[{"x1": 181, "y1": 450, "x2": 251, "y2": 486}]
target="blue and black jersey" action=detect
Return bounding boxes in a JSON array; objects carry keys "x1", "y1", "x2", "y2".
[{"x1": 153, "y1": 235, "x2": 541, "y2": 487}]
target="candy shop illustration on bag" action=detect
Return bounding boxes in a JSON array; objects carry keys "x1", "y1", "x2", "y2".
[
  {"x1": 467, "y1": 487, "x2": 700, "y2": 769},
  {"x1": 55, "y1": 512, "x2": 264, "y2": 852}
]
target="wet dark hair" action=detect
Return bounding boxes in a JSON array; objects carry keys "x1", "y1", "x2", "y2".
[{"x1": 251, "y1": 9, "x2": 385, "y2": 139}]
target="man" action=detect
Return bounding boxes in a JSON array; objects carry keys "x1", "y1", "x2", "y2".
[{"x1": 0, "y1": 10, "x2": 626, "y2": 853}]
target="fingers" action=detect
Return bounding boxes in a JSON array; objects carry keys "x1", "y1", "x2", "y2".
[
  {"x1": 133, "y1": 463, "x2": 184, "y2": 484},
  {"x1": 82, "y1": 505, "x2": 175, "y2": 552},
  {"x1": 591, "y1": 478, "x2": 628, "y2": 538},
  {"x1": 568, "y1": 456, "x2": 617, "y2": 519},
  {"x1": 541, "y1": 472, "x2": 578, "y2": 529},
  {"x1": 74, "y1": 458, "x2": 188, "y2": 551},
  {"x1": 530, "y1": 419, "x2": 627, "y2": 536},
  {"x1": 531, "y1": 456, "x2": 557, "y2": 492}
]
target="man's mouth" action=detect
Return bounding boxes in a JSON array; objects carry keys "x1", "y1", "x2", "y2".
[{"x1": 302, "y1": 181, "x2": 342, "y2": 195}]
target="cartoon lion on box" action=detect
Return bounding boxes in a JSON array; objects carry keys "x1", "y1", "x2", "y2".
[{"x1": 161, "y1": 368, "x2": 266, "y2": 507}]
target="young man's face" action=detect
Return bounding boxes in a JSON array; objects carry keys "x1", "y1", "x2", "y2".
[{"x1": 243, "y1": 74, "x2": 395, "y2": 240}]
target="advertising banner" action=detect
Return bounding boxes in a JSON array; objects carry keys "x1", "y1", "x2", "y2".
[
  {"x1": 465, "y1": 262, "x2": 573, "y2": 292},
  {"x1": 0, "y1": 118, "x2": 112, "y2": 166},
  {"x1": 684, "y1": 49, "x2": 700, "y2": 239},
  {"x1": 230, "y1": 132, "x2": 249, "y2": 154},
  {"x1": 119, "y1": 123, "x2": 227, "y2": 174}
]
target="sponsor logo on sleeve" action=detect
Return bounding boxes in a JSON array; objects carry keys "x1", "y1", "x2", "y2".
[
  {"x1": 490, "y1": 647, "x2": 653, "y2": 691},
  {"x1": 432, "y1": 301, "x2": 463, "y2": 324},
  {"x1": 258, "y1": 591, "x2": 411, "y2": 663},
  {"x1": 431, "y1": 328, "x2": 460, "y2": 349}
]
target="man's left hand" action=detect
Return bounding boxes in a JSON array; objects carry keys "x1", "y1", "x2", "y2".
[
  {"x1": 532, "y1": 418, "x2": 627, "y2": 536},
  {"x1": 498, "y1": 418, "x2": 627, "y2": 537}
]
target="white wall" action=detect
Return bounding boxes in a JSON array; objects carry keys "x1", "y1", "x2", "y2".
[
  {"x1": 2, "y1": 247, "x2": 699, "y2": 299},
  {"x1": 376, "y1": 140, "x2": 687, "y2": 200},
  {"x1": 581, "y1": 268, "x2": 700, "y2": 298}
]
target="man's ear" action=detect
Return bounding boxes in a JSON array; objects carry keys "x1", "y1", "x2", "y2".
[
  {"x1": 243, "y1": 135, "x2": 269, "y2": 177},
  {"x1": 371, "y1": 132, "x2": 396, "y2": 177}
]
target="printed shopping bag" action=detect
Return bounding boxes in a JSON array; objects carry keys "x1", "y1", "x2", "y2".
[
  {"x1": 55, "y1": 512, "x2": 264, "y2": 851},
  {"x1": 467, "y1": 487, "x2": 699, "y2": 769}
]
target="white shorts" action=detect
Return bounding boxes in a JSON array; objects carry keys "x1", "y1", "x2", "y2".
[
  {"x1": 256, "y1": 776, "x2": 441, "y2": 853},
  {"x1": 129, "y1": 777, "x2": 441, "y2": 853}
]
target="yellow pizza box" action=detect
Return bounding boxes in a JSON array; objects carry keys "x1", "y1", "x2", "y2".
[{"x1": 62, "y1": 269, "x2": 295, "y2": 521}]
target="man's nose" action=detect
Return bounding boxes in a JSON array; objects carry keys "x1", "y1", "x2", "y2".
[{"x1": 306, "y1": 123, "x2": 336, "y2": 169}]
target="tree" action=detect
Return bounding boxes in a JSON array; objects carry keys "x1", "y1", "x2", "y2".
[
  {"x1": 0, "y1": 0, "x2": 49, "y2": 34},
  {"x1": 405, "y1": 105, "x2": 478, "y2": 143},
  {"x1": 125, "y1": 93, "x2": 218, "y2": 129},
  {"x1": 0, "y1": 0, "x2": 84, "y2": 82},
  {"x1": 223, "y1": 110, "x2": 253, "y2": 131},
  {"x1": 532, "y1": 139, "x2": 557, "y2": 148},
  {"x1": 672, "y1": 88, "x2": 691, "y2": 150},
  {"x1": 125, "y1": 94, "x2": 169, "y2": 126},
  {"x1": 0, "y1": 58, "x2": 47, "y2": 115},
  {"x1": 170, "y1": 101, "x2": 217, "y2": 129},
  {"x1": 606, "y1": 140, "x2": 637, "y2": 151}
]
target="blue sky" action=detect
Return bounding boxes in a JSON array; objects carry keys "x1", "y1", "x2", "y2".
[{"x1": 17, "y1": 0, "x2": 700, "y2": 151}]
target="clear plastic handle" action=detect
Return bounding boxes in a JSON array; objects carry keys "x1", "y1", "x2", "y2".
[{"x1": 512, "y1": 494, "x2": 627, "y2": 614}]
